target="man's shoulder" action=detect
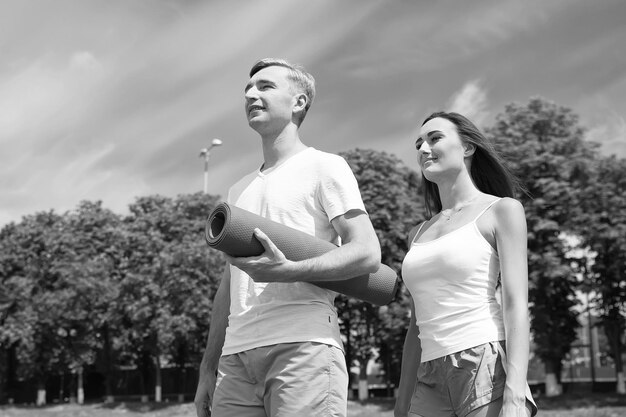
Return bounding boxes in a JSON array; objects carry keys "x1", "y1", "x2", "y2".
[
  {"x1": 305, "y1": 147, "x2": 349, "y2": 169},
  {"x1": 231, "y1": 169, "x2": 257, "y2": 188},
  {"x1": 308, "y1": 147, "x2": 343, "y2": 160},
  {"x1": 227, "y1": 169, "x2": 258, "y2": 203}
]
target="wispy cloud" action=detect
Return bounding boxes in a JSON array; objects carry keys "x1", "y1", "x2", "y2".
[
  {"x1": 576, "y1": 70, "x2": 626, "y2": 157},
  {"x1": 330, "y1": 0, "x2": 575, "y2": 77},
  {"x1": 586, "y1": 111, "x2": 626, "y2": 157},
  {"x1": 447, "y1": 80, "x2": 490, "y2": 126},
  {"x1": 0, "y1": 0, "x2": 624, "y2": 227}
]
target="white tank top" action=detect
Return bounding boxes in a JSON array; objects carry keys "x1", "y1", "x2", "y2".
[{"x1": 401, "y1": 199, "x2": 505, "y2": 362}]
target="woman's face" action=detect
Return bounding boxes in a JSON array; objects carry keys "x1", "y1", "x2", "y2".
[{"x1": 416, "y1": 117, "x2": 469, "y2": 182}]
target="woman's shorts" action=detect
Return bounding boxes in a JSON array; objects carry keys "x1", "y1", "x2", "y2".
[{"x1": 409, "y1": 341, "x2": 537, "y2": 417}]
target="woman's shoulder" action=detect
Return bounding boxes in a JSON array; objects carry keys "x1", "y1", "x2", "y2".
[
  {"x1": 492, "y1": 196, "x2": 524, "y2": 215},
  {"x1": 475, "y1": 197, "x2": 525, "y2": 246},
  {"x1": 486, "y1": 197, "x2": 526, "y2": 232}
]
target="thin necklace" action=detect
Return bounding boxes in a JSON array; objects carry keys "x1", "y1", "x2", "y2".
[{"x1": 439, "y1": 194, "x2": 481, "y2": 222}]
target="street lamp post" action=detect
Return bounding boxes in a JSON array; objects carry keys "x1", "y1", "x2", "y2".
[{"x1": 199, "y1": 138, "x2": 223, "y2": 194}]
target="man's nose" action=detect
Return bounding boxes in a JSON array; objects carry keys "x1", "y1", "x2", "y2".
[{"x1": 245, "y1": 87, "x2": 258, "y2": 101}]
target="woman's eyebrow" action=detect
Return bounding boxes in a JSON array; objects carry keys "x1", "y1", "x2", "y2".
[{"x1": 416, "y1": 130, "x2": 443, "y2": 143}]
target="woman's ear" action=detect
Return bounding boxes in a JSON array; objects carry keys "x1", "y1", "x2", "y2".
[{"x1": 463, "y1": 142, "x2": 476, "y2": 157}]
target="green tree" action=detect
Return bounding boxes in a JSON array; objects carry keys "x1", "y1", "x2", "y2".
[
  {"x1": 57, "y1": 201, "x2": 125, "y2": 402},
  {"x1": 117, "y1": 195, "x2": 178, "y2": 401},
  {"x1": 338, "y1": 148, "x2": 424, "y2": 399},
  {"x1": 160, "y1": 193, "x2": 224, "y2": 396},
  {"x1": 487, "y1": 97, "x2": 594, "y2": 395},
  {"x1": 0, "y1": 211, "x2": 68, "y2": 405},
  {"x1": 575, "y1": 155, "x2": 626, "y2": 393},
  {"x1": 0, "y1": 222, "x2": 35, "y2": 403},
  {"x1": 0, "y1": 192, "x2": 227, "y2": 403},
  {"x1": 117, "y1": 192, "x2": 222, "y2": 401}
]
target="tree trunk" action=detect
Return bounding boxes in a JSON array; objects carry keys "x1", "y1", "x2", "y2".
[
  {"x1": 59, "y1": 372, "x2": 65, "y2": 403},
  {"x1": 617, "y1": 372, "x2": 626, "y2": 395},
  {"x1": 69, "y1": 370, "x2": 77, "y2": 403},
  {"x1": 77, "y1": 367, "x2": 84, "y2": 404},
  {"x1": 544, "y1": 373, "x2": 561, "y2": 396},
  {"x1": 612, "y1": 322, "x2": 625, "y2": 394},
  {"x1": 544, "y1": 360, "x2": 562, "y2": 397},
  {"x1": 358, "y1": 361, "x2": 368, "y2": 401},
  {"x1": 102, "y1": 325, "x2": 115, "y2": 403},
  {"x1": 155, "y1": 355, "x2": 162, "y2": 403},
  {"x1": 6, "y1": 344, "x2": 17, "y2": 404},
  {"x1": 36, "y1": 378, "x2": 46, "y2": 406},
  {"x1": 178, "y1": 367, "x2": 186, "y2": 402},
  {"x1": 139, "y1": 356, "x2": 148, "y2": 402},
  {"x1": 604, "y1": 315, "x2": 625, "y2": 394}
]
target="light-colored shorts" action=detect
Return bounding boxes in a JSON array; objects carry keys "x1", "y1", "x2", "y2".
[
  {"x1": 409, "y1": 341, "x2": 538, "y2": 417},
  {"x1": 212, "y1": 341, "x2": 348, "y2": 417}
]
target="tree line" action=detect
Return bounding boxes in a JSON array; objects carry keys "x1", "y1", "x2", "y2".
[{"x1": 1, "y1": 97, "x2": 625, "y2": 404}]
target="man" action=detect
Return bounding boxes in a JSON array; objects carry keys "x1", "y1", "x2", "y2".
[{"x1": 194, "y1": 58, "x2": 381, "y2": 417}]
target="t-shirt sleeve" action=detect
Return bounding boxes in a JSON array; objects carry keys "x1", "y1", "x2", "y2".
[
  {"x1": 226, "y1": 170, "x2": 258, "y2": 206},
  {"x1": 318, "y1": 155, "x2": 367, "y2": 221}
]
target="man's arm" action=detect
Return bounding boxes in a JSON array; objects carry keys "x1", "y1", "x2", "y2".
[
  {"x1": 226, "y1": 209, "x2": 381, "y2": 282},
  {"x1": 194, "y1": 266, "x2": 231, "y2": 417}
]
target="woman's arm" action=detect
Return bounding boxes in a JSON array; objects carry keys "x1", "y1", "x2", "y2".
[
  {"x1": 494, "y1": 198, "x2": 531, "y2": 414},
  {"x1": 394, "y1": 223, "x2": 423, "y2": 417},
  {"x1": 394, "y1": 298, "x2": 421, "y2": 417}
]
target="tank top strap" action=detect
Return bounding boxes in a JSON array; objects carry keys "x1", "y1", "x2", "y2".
[
  {"x1": 410, "y1": 221, "x2": 427, "y2": 245},
  {"x1": 473, "y1": 198, "x2": 502, "y2": 222}
]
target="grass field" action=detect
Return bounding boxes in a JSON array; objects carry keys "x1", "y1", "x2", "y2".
[{"x1": 1, "y1": 394, "x2": 625, "y2": 417}]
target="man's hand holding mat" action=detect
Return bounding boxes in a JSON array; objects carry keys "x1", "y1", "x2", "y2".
[{"x1": 205, "y1": 202, "x2": 398, "y2": 305}]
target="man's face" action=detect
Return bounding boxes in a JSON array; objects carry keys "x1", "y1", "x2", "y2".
[{"x1": 244, "y1": 66, "x2": 298, "y2": 132}]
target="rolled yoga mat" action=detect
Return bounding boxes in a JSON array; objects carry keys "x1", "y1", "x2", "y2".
[{"x1": 205, "y1": 202, "x2": 399, "y2": 305}]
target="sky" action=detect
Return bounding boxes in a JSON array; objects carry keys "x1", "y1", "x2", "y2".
[{"x1": 1, "y1": 0, "x2": 625, "y2": 226}]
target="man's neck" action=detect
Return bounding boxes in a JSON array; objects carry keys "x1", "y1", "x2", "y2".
[{"x1": 259, "y1": 125, "x2": 307, "y2": 171}]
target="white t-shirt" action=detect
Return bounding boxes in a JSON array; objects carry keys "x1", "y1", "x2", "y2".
[{"x1": 222, "y1": 147, "x2": 367, "y2": 356}]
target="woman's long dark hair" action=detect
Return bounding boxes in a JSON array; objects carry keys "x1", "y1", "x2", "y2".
[{"x1": 421, "y1": 111, "x2": 523, "y2": 217}]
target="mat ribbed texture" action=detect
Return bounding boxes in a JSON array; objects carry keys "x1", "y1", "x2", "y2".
[{"x1": 205, "y1": 202, "x2": 398, "y2": 305}]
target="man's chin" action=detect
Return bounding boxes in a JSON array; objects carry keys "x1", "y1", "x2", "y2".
[{"x1": 247, "y1": 118, "x2": 267, "y2": 133}]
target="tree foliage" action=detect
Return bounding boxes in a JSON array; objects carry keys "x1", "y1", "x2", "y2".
[
  {"x1": 0, "y1": 211, "x2": 68, "y2": 388},
  {"x1": 0, "y1": 193, "x2": 222, "y2": 402},
  {"x1": 115, "y1": 193, "x2": 222, "y2": 393},
  {"x1": 338, "y1": 148, "x2": 424, "y2": 387},
  {"x1": 487, "y1": 97, "x2": 593, "y2": 378},
  {"x1": 575, "y1": 155, "x2": 626, "y2": 376}
]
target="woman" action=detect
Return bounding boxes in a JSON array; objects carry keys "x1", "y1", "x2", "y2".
[{"x1": 395, "y1": 112, "x2": 537, "y2": 417}]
